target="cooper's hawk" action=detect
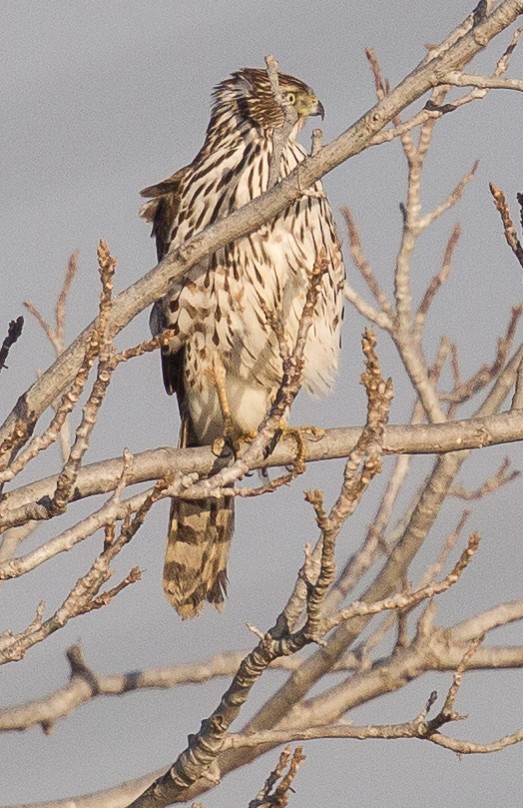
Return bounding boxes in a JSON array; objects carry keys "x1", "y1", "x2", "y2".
[{"x1": 141, "y1": 67, "x2": 344, "y2": 618}]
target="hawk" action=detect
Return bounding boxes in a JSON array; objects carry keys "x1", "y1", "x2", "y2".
[{"x1": 141, "y1": 67, "x2": 345, "y2": 618}]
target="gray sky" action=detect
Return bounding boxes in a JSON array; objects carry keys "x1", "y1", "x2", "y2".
[{"x1": 1, "y1": 2, "x2": 522, "y2": 806}]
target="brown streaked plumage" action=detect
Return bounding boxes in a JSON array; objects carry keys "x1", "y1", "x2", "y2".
[{"x1": 141, "y1": 67, "x2": 345, "y2": 619}]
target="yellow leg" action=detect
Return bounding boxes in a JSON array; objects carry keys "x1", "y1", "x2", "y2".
[
  {"x1": 207, "y1": 355, "x2": 256, "y2": 456},
  {"x1": 211, "y1": 354, "x2": 234, "y2": 438}
]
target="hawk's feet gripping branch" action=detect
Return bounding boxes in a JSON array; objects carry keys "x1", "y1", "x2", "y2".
[{"x1": 267, "y1": 422, "x2": 325, "y2": 469}]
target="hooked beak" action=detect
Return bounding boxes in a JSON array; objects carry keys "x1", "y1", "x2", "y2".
[{"x1": 311, "y1": 99, "x2": 325, "y2": 120}]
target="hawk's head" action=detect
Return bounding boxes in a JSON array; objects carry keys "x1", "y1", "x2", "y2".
[{"x1": 212, "y1": 67, "x2": 324, "y2": 131}]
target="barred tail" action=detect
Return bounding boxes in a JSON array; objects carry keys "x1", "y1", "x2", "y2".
[{"x1": 162, "y1": 497, "x2": 234, "y2": 619}]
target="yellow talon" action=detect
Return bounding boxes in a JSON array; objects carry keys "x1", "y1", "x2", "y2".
[
  {"x1": 277, "y1": 422, "x2": 324, "y2": 470},
  {"x1": 211, "y1": 436, "x2": 228, "y2": 457}
]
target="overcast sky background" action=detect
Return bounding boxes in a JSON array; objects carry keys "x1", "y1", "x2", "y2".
[{"x1": 1, "y1": 2, "x2": 523, "y2": 806}]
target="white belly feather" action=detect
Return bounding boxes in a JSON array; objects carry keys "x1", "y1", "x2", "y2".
[{"x1": 151, "y1": 132, "x2": 344, "y2": 444}]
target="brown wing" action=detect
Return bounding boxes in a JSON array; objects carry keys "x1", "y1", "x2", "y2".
[
  {"x1": 140, "y1": 165, "x2": 191, "y2": 261},
  {"x1": 141, "y1": 165, "x2": 192, "y2": 404},
  {"x1": 142, "y1": 168, "x2": 233, "y2": 619}
]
